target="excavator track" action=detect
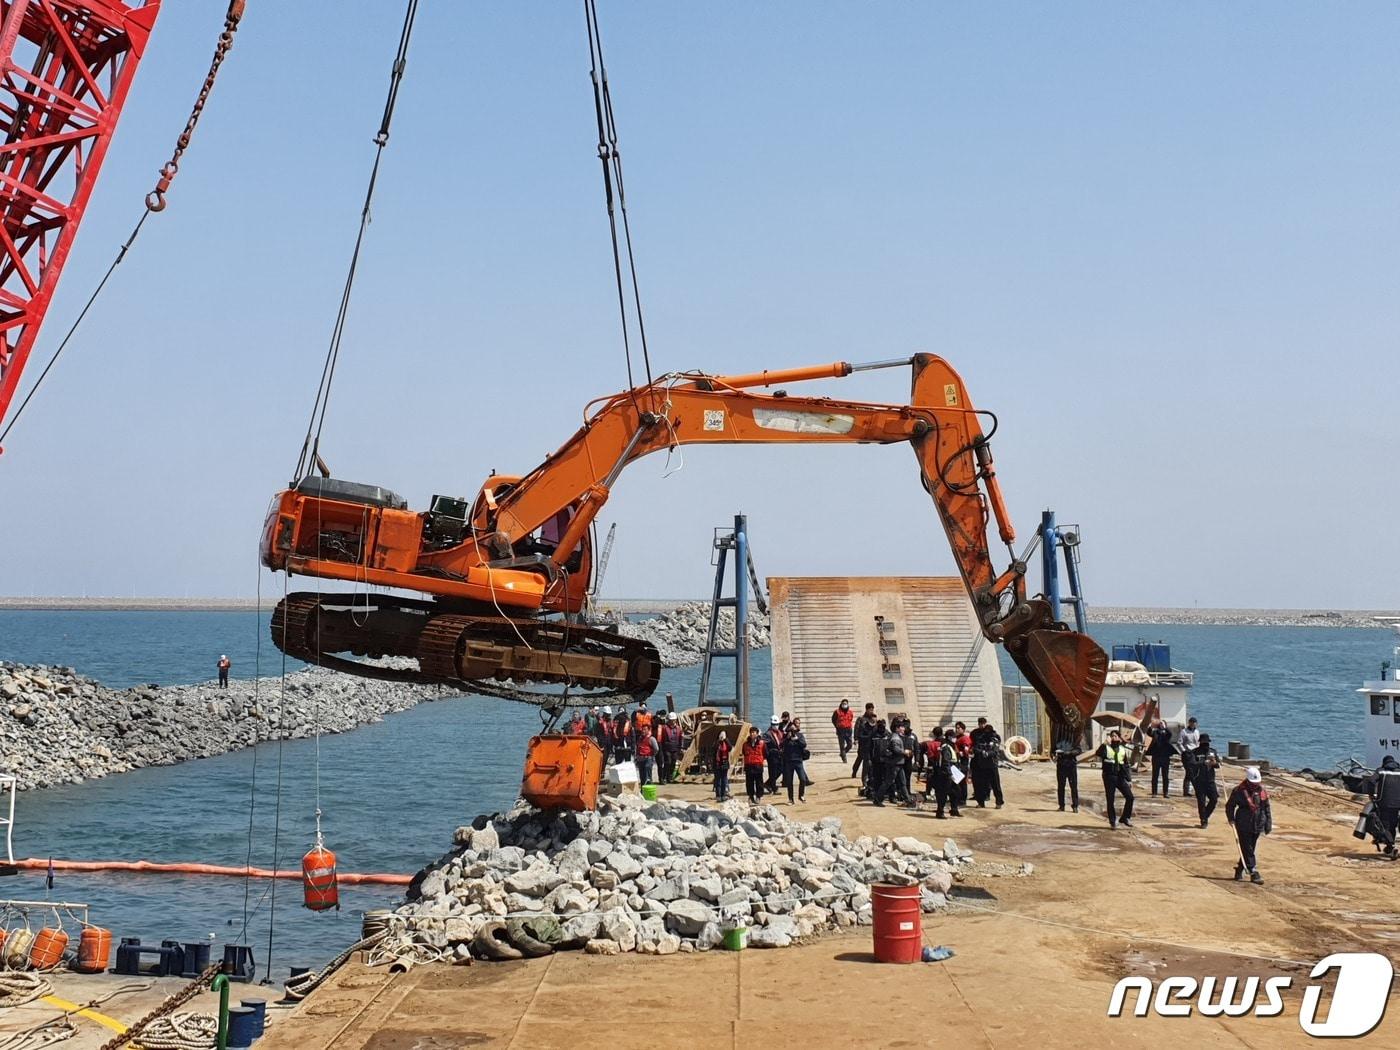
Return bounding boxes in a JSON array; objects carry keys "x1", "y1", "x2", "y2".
[{"x1": 270, "y1": 592, "x2": 661, "y2": 705}]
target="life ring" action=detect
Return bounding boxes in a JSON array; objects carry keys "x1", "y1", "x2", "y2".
[{"x1": 1005, "y1": 736, "x2": 1032, "y2": 763}]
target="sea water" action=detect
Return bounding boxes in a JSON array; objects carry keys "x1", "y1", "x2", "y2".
[{"x1": 0, "y1": 610, "x2": 1390, "y2": 978}]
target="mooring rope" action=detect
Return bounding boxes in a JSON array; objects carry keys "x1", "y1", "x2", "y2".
[
  {"x1": 282, "y1": 931, "x2": 387, "y2": 1002},
  {"x1": 0, "y1": 972, "x2": 51, "y2": 1008}
]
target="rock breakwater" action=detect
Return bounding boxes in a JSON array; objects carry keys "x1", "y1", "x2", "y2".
[
  {"x1": 617, "y1": 601, "x2": 771, "y2": 668},
  {"x1": 390, "y1": 790, "x2": 1007, "y2": 961},
  {"x1": 0, "y1": 662, "x2": 441, "y2": 790}
]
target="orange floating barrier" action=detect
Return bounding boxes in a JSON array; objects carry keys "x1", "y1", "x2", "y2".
[
  {"x1": 76, "y1": 927, "x2": 112, "y2": 973},
  {"x1": 28, "y1": 927, "x2": 68, "y2": 970},
  {"x1": 14, "y1": 858, "x2": 408, "y2": 885}
]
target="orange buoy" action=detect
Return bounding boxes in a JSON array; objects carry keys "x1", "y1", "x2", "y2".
[
  {"x1": 302, "y1": 844, "x2": 339, "y2": 912},
  {"x1": 28, "y1": 927, "x2": 68, "y2": 970},
  {"x1": 76, "y1": 927, "x2": 112, "y2": 973}
]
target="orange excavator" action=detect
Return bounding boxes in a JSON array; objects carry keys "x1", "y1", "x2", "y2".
[{"x1": 260, "y1": 353, "x2": 1107, "y2": 735}]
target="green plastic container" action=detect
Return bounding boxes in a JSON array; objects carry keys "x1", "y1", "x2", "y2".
[
  {"x1": 641, "y1": 784, "x2": 658, "y2": 802},
  {"x1": 722, "y1": 927, "x2": 747, "y2": 951}
]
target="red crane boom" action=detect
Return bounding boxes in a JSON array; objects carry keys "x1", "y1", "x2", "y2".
[{"x1": 0, "y1": 0, "x2": 161, "y2": 441}]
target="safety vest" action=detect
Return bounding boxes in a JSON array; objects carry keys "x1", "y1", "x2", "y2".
[
  {"x1": 715, "y1": 739, "x2": 732, "y2": 766},
  {"x1": 568, "y1": 718, "x2": 586, "y2": 735},
  {"x1": 636, "y1": 733, "x2": 657, "y2": 757},
  {"x1": 742, "y1": 739, "x2": 766, "y2": 767},
  {"x1": 1102, "y1": 744, "x2": 1130, "y2": 771},
  {"x1": 633, "y1": 711, "x2": 653, "y2": 733},
  {"x1": 833, "y1": 706, "x2": 854, "y2": 729},
  {"x1": 661, "y1": 724, "x2": 684, "y2": 749}
]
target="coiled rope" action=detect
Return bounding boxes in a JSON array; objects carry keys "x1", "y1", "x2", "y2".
[
  {"x1": 281, "y1": 931, "x2": 387, "y2": 1003},
  {"x1": 0, "y1": 973, "x2": 51, "y2": 1008},
  {"x1": 134, "y1": 1014, "x2": 218, "y2": 1050}
]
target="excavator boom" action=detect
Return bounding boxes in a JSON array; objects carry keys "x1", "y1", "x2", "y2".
[{"x1": 261, "y1": 354, "x2": 1106, "y2": 731}]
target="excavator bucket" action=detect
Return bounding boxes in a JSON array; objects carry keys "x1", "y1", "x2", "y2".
[{"x1": 1009, "y1": 628, "x2": 1108, "y2": 734}]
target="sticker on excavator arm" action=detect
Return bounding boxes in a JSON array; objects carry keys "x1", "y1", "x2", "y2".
[
  {"x1": 944, "y1": 383, "x2": 959, "y2": 406},
  {"x1": 704, "y1": 410, "x2": 726, "y2": 431},
  {"x1": 752, "y1": 408, "x2": 855, "y2": 435}
]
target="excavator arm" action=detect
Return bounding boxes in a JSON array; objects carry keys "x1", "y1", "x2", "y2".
[{"x1": 261, "y1": 354, "x2": 1106, "y2": 732}]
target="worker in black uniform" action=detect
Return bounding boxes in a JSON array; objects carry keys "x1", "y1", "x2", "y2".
[
  {"x1": 970, "y1": 720, "x2": 1004, "y2": 808},
  {"x1": 763, "y1": 716, "x2": 787, "y2": 794},
  {"x1": 1096, "y1": 728, "x2": 1135, "y2": 829},
  {"x1": 866, "y1": 720, "x2": 889, "y2": 806},
  {"x1": 851, "y1": 703, "x2": 878, "y2": 789},
  {"x1": 1190, "y1": 733, "x2": 1221, "y2": 827},
  {"x1": 880, "y1": 724, "x2": 913, "y2": 806},
  {"x1": 923, "y1": 727, "x2": 961, "y2": 818},
  {"x1": 1371, "y1": 755, "x2": 1400, "y2": 857},
  {"x1": 1225, "y1": 767, "x2": 1272, "y2": 883},
  {"x1": 1146, "y1": 717, "x2": 1175, "y2": 797},
  {"x1": 1052, "y1": 732, "x2": 1081, "y2": 813}
]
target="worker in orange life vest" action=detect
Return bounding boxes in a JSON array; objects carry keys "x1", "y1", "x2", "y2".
[
  {"x1": 567, "y1": 709, "x2": 586, "y2": 735},
  {"x1": 634, "y1": 725, "x2": 660, "y2": 785},
  {"x1": 632, "y1": 700, "x2": 654, "y2": 736},
  {"x1": 609, "y1": 712, "x2": 634, "y2": 763},
  {"x1": 831, "y1": 699, "x2": 855, "y2": 762},
  {"x1": 658, "y1": 711, "x2": 685, "y2": 783},
  {"x1": 742, "y1": 727, "x2": 767, "y2": 804}
]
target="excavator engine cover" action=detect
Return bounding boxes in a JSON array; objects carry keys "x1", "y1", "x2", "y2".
[{"x1": 521, "y1": 734, "x2": 605, "y2": 811}]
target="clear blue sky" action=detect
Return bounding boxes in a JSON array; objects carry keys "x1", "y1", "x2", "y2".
[{"x1": 0, "y1": 2, "x2": 1395, "y2": 608}]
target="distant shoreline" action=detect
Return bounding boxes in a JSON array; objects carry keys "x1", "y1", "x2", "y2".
[{"x1": 0, "y1": 596, "x2": 1393, "y2": 628}]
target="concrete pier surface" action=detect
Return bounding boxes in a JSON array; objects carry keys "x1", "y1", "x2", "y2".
[{"x1": 254, "y1": 759, "x2": 1400, "y2": 1047}]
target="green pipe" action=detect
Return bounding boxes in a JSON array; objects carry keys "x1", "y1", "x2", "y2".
[{"x1": 212, "y1": 973, "x2": 231, "y2": 1050}]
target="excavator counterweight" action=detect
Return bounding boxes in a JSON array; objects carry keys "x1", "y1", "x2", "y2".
[{"x1": 262, "y1": 355, "x2": 1106, "y2": 733}]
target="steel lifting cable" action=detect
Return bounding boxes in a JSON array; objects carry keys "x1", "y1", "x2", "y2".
[
  {"x1": 0, "y1": 0, "x2": 246, "y2": 452},
  {"x1": 293, "y1": 0, "x2": 421, "y2": 482},
  {"x1": 583, "y1": 0, "x2": 656, "y2": 415}
]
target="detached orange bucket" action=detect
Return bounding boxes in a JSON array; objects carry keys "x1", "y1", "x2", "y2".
[
  {"x1": 28, "y1": 928, "x2": 68, "y2": 970},
  {"x1": 521, "y1": 734, "x2": 605, "y2": 811},
  {"x1": 76, "y1": 928, "x2": 112, "y2": 973}
]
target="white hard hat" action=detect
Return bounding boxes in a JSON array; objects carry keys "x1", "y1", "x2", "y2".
[
  {"x1": 770, "y1": 715, "x2": 780, "y2": 725},
  {"x1": 667, "y1": 712, "x2": 678, "y2": 721},
  {"x1": 1245, "y1": 766, "x2": 1262, "y2": 783},
  {"x1": 220, "y1": 655, "x2": 227, "y2": 660},
  {"x1": 602, "y1": 706, "x2": 612, "y2": 715}
]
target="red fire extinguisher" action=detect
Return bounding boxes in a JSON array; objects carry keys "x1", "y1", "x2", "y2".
[{"x1": 302, "y1": 814, "x2": 339, "y2": 912}]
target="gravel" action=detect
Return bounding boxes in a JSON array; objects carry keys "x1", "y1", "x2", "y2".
[{"x1": 616, "y1": 602, "x2": 771, "y2": 668}]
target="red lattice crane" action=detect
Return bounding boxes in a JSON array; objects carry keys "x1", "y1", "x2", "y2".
[{"x1": 0, "y1": 0, "x2": 161, "y2": 444}]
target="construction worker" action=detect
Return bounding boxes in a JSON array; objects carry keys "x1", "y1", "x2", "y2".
[
  {"x1": 970, "y1": 720, "x2": 1004, "y2": 808},
  {"x1": 217, "y1": 655, "x2": 231, "y2": 689},
  {"x1": 866, "y1": 720, "x2": 889, "y2": 804},
  {"x1": 953, "y1": 721, "x2": 972, "y2": 805},
  {"x1": 782, "y1": 718, "x2": 812, "y2": 803},
  {"x1": 659, "y1": 712, "x2": 685, "y2": 783},
  {"x1": 609, "y1": 712, "x2": 634, "y2": 763},
  {"x1": 895, "y1": 719, "x2": 919, "y2": 800},
  {"x1": 567, "y1": 709, "x2": 587, "y2": 735},
  {"x1": 764, "y1": 715, "x2": 787, "y2": 794},
  {"x1": 852, "y1": 703, "x2": 878, "y2": 786},
  {"x1": 1225, "y1": 767, "x2": 1272, "y2": 883},
  {"x1": 1052, "y1": 732, "x2": 1081, "y2": 813},
  {"x1": 1375, "y1": 756, "x2": 1400, "y2": 850},
  {"x1": 632, "y1": 700, "x2": 654, "y2": 736},
  {"x1": 1146, "y1": 718, "x2": 1175, "y2": 797},
  {"x1": 1096, "y1": 729, "x2": 1135, "y2": 829},
  {"x1": 713, "y1": 733, "x2": 733, "y2": 802},
  {"x1": 922, "y1": 727, "x2": 960, "y2": 818},
  {"x1": 1177, "y1": 717, "x2": 1201, "y2": 797},
  {"x1": 634, "y1": 724, "x2": 659, "y2": 785},
  {"x1": 592, "y1": 706, "x2": 613, "y2": 761},
  {"x1": 584, "y1": 705, "x2": 601, "y2": 736},
  {"x1": 882, "y1": 724, "x2": 913, "y2": 806},
  {"x1": 1190, "y1": 733, "x2": 1221, "y2": 827},
  {"x1": 832, "y1": 699, "x2": 855, "y2": 762},
  {"x1": 742, "y1": 727, "x2": 767, "y2": 804}
]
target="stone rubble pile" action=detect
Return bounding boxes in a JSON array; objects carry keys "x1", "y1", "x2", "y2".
[
  {"x1": 617, "y1": 602, "x2": 771, "y2": 668},
  {"x1": 395, "y1": 792, "x2": 977, "y2": 961},
  {"x1": 0, "y1": 662, "x2": 441, "y2": 790}
]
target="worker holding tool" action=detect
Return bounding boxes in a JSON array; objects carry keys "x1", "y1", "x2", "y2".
[
  {"x1": 1225, "y1": 766, "x2": 1272, "y2": 883},
  {"x1": 1096, "y1": 729, "x2": 1135, "y2": 829},
  {"x1": 1052, "y1": 732, "x2": 1081, "y2": 813},
  {"x1": 1189, "y1": 734, "x2": 1221, "y2": 827},
  {"x1": 832, "y1": 699, "x2": 855, "y2": 762}
]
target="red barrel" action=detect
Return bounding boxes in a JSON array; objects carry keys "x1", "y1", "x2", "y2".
[{"x1": 871, "y1": 884, "x2": 922, "y2": 963}]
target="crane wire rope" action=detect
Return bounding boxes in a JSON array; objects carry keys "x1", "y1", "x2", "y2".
[
  {"x1": 264, "y1": 571, "x2": 290, "y2": 983},
  {"x1": 583, "y1": 0, "x2": 656, "y2": 417},
  {"x1": 293, "y1": 0, "x2": 420, "y2": 482},
  {"x1": 0, "y1": 0, "x2": 246, "y2": 452},
  {"x1": 237, "y1": 564, "x2": 265, "y2": 943}
]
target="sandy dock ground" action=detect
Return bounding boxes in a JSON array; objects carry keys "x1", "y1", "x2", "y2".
[{"x1": 244, "y1": 756, "x2": 1400, "y2": 1049}]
